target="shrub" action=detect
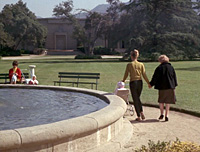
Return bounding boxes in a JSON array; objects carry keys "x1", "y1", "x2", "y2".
[
  {"x1": 75, "y1": 55, "x2": 102, "y2": 59},
  {"x1": 77, "y1": 46, "x2": 120, "y2": 55},
  {"x1": 94, "y1": 46, "x2": 120, "y2": 55},
  {"x1": 77, "y1": 46, "x2": 85, "y2": 53},
  {"x1": 0, "y1": 47, "x2": 21, "y2": 56},
  {"x1": 135, "y1": 139, "x2": 200, "y2": 152},
  {"x1": 20, "y1": 49, "x2": 32, "y2": 54},
  {"x1": 167, "y1": 140, "x2": 200, "y2": 152},
  {"x1": 135, "y1": 140, "x2": 169, "y2": 152}
]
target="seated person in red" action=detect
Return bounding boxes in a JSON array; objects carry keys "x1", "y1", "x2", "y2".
[{"x1": 9, "y1": 60, "x2": 21, "y2": 84}]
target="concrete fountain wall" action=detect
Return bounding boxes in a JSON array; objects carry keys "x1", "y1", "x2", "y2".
[{"x1": 0, "y1": 85, "x2": 127, "y2": 152}]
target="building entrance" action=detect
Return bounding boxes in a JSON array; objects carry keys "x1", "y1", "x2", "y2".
[{"x1": 56, "y1": 35, "x2": 66, "y2": 50}]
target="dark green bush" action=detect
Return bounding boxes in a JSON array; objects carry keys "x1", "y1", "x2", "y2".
[
  {"x1": 0, "y1": 47, "x2": 21, "y2": 56},
  {"x1": 94, "y1": 46, "x2": 120, "y2": 55},
  {"x1": 77, "y1": 46, "x2": 120, "y2": 55},
  {"x1": 75, "y1": 55, "x2": 102, "y2": 59},
  {"x1": 20, "y1": 49, "x2": 32, "y2": 54},
  {"x1": 77, "y1": 46, "x2": 85, "y2": 53}
]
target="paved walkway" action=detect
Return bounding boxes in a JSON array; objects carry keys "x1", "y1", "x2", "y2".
[
  {"x1": 120, "y1": 106, "x2": 200, "y2": 151},
  {"x1": 1, "y1": 55, "x2": 123, "y2": 60},
  {"x1": 1, "y1": 55, "x2": 75, "y2": 60}
]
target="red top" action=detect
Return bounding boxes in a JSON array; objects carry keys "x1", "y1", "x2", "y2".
[{"x1": 9, "y1": 67, "x2": 22, "y2": 82}]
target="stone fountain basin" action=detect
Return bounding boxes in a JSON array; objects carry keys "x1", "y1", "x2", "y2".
[{"x1": 0, "y1": 84, "x2": 127, "y2": 152}]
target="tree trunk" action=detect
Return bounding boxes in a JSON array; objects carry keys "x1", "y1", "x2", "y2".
[
  {"x1": 13, "y1": 37, "x2": 23, "y2": 50},
  {"x1": 89, "y1": 46, "x2": 94, "y2": 55},
  {"x1": 84, "y1": 44, "x2": 90, "y2": 56}
]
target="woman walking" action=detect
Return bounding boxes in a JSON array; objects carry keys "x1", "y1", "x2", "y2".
[
  {"x1": 122, "y1": 49, "x2": 151, "y2": 121},
  {"x1": 150, "y1": 55, "x2": 178, "y2": 121}
]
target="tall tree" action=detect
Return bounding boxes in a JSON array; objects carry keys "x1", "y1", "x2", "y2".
[
  {"x1": 117, "y1": 0, "x2": 200, "y2": 59},
  {"x1": 105, "y1": 0, "x2": 122, "y2": 48},
  {"x1": 0, "y1": 23, "x2": 14, "y2": 47},
  {"x1": 53, "y1": 0, "x2": 106, "y2": 55},
  {"x1": 83, "y1": 11, "x2": 106, "y2": 55},
  {"x1": 0, "y1": 0, "x2": 47, "y2": 50}
]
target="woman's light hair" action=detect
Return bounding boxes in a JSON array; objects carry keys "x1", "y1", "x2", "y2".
[
  {"x1": 158, "y1": 55, "x2": 169, "y2": 63},
  {"x1": 130, "y1": 49, "x2": 139, "y2": 58}
]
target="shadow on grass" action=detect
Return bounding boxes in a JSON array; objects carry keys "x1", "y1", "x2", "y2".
[{"x1": 175, "y1": 67, "x2": 200, "y2": 71}]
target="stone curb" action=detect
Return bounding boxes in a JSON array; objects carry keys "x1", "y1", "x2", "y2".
[
  {"x1": 0, "y1": 85, "x2": 127, "y2": 151},
  {"x1": 88, "y1": 118, "x2": 133, "y2": 152}
]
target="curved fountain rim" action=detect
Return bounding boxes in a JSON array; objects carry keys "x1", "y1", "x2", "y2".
[{"x1": 0, "y1": 84, "x2": 127, "y2": 150}]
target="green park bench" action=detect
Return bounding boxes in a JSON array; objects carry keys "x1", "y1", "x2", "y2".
[
  {"x1": 53, "y1": 72, "x2": 100, "y2": 90},
  {"x1": 0, "y1": 73, "x2": 29, "y2": 84}
]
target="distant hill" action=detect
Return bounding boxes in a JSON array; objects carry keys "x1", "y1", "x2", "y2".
[
  {"x1": 91, "y1": 4, "x2": 110, "y2": 13},
  {"x1": 76, "y1": 4, "x2": 110, "y2": 19},
  {"x1": 37, "y1": 4, "x2": 112, "y2": 19}
]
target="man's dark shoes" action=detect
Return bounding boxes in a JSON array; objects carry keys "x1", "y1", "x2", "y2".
[
  {"x1": 158, "y1": 115, "x2": 164, "y2": 120},
  {"x1": 135, "y1": 117, "x2": 141, "y2": 121},
  {"x1": 141, "y1": 113, "x2": 145, "y2": 120},
  {"x1": 165, "y1": 117, "x2": 169, "y2": 121}
]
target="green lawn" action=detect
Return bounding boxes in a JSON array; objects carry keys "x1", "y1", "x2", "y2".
[{"x1": 1, "y1": 57, "x2": 200, "y2": 114}]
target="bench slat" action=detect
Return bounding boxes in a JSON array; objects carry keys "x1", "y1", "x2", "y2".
[
  {"x1": 54, "y1": 72, "x2": 100, "y2": 89},
  {"x1": 0, "y1": 74, "x2": 8, "y2": 76},
  {"x1": 58, "y1": 76, "x2": 100, "y2": 79},
  {"x1": 0, "y1": 77, "x2": 9, "y2": 79},
  {"x1": 0, "y1": 73, "x2": 29, "y2": 76},
  {"x1": 0, "y1": 73, "x2": 29, "y2": 84},
  {"x1": 54, "y1": 81, "x2": 97, "y2": 84},
  {"x1": 59, "y1": 72, "x2": 100, "y2": 76}
]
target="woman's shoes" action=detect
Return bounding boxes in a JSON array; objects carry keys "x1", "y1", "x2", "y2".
[
  {"x1": 158, "y1": 115, "x2": 164, "y2": 120},
  {"x1": 135, "y1": 114, "x2": 168, "y2": 121},
  {"x1": 158, "y1": 115, "x2": 169, "y2": 121}
]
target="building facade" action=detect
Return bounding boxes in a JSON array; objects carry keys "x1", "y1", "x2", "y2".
[
  {"x1": 38, "y1": 18, "x2": 77, "y2": 50},
  {"x1": 38, "y1": 18, "x2": 107, "y2": 51}
]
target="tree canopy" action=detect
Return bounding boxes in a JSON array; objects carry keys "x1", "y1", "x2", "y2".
[
  {"x1": 111, "y1": 0, "x2": 200, "y2": 59},
  {"x1": 0, "y1": 0, "x2": 47, "y2": 50}
]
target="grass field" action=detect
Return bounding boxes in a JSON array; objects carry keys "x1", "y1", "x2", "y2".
[{"x1": 1, "y1": 56, "x2": 200, "y2": 114}]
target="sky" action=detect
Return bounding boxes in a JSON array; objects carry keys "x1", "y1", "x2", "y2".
[{"x1": 0, "y1": 0, "x2": 129, "y2": 18}]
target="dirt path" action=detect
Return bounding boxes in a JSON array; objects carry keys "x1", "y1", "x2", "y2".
[{"x1": 120, "y1": 106, "x2": 200, "y2": 151}]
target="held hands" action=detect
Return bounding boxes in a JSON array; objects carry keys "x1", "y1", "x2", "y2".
[{"x1": 148, "y1": 84, "x2": 152, "y2": 89}]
